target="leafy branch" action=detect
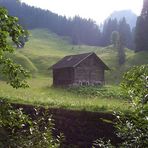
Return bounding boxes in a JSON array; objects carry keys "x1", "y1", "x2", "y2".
[{"x1": 0, "y1": 7, "x2": 29, "y2": 88}]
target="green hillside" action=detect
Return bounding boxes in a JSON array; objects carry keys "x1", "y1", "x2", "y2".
[
  {"x1": 0, "y1": 29, "x2": 147, "y2": 112},
  {"x1": 13, "y1": 29, "x2": 148, "y2": 82},
  {"x1": 17, "y1": 29, "x2": 109, "y2": 76}
]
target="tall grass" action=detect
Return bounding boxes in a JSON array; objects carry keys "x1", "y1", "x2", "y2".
[
  {"x1": 0, "y1": 29, "x2": 147, "y2": 112},
  {"x1": 14, "y1": 29, "x2": 148, "y2": 82},
  {"x1": 0, "y1": 77, "x2": 130, "y2": 112}
]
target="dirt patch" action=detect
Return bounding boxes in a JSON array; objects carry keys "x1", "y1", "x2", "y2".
[{"x1": 12, "y1": 103, "x2": 120, "y2": 147}]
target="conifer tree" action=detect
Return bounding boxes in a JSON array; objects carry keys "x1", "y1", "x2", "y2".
[
  {"x1": 111, "y1": 31, "x2": 120, "y2": 48},
  {"x1": 117, "y1": 36, "x2": 126, "y2": 65},
  {"x1": 135, "y1": 0, "x2": 148, "y2": 51}
]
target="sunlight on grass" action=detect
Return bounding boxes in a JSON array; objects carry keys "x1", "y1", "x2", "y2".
[
  {"x1": 9, "y1": 29, "x2": 147, "y2": 82},
  {"x1": 0, "y1": 29, "x2": 147, "y2": 112},
  {"x1": 0, "y1": 77, "x2": 130, "y2": 112}
]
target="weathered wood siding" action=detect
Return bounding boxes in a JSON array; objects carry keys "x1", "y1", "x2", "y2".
[
  {"x1": 53, "y1": 54, "x2": 106, "y2": 86},
  {"x1": 53, "y1": 68, "x2": 74, "y2": 86},
  {"x1": 74, "y1": 54, "x2": 105, "y2": 85}
]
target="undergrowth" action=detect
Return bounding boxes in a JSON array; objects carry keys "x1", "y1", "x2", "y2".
[{"x1": 67, "y1": 85, "x2": 128, "y2": 100}]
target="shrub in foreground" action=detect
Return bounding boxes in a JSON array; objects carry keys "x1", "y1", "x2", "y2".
[
  {"x1": 68, "y1": 85, "x2": 128, "y2": 99},
  {"x1": 94, "y1": 65, "x2": 148, "y2": 148},
  {"x1": 0, "y1": 98, "x2": 62, "y2": 148}
]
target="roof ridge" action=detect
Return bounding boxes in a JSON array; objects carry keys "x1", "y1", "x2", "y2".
[
  {"x1": 50, "y1": 52, "x2": 109, "y2": 70},
  {"x1": 65, "y1": 52, "x2": 94, "y2": 57},
  {"x1": 73, "y1": 52, "x2": 94, "y2": 67}
]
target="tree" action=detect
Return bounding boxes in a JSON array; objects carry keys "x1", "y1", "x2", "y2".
[
  {"x1": 70, "y1": 16, "x2": 101, "y2": 45},
  {"x1": 118, "y1": 17, "x2": 132, "y2": 49},
  {"x1": 117, "y1": 35, "x2": 126, "y2": 65},
  {"x1": 111, "y1": 31, "x2": 125, "y2": 65},
  {"x1": 0, "y1": 7, "x2": 63, "y2": 147},
  {"x1": 110, "y1": 30, "x2": 125, "y2": 65},
  {"x1": 111, "y1": 31, "x2": 120, "y2": 48},
  {"x1": 135, "y1": 0, "x2": 148, "y2": 51},
  {"x1": 141, "y1": 0, "x2": 148, "y2": 18},
  {"x1": 0, "y1": 7, "x2": 29, "y2": 88},
  {"x1": 0, "y1": 0, "x2": 102, "y2": 46},
  {"x1": 116, "y1": 18, "x2": 129, "y2": 65},
  {"x1": 101, "y1": 18, "x2": 118, "y2": 46},
  {"x1": 101, "y1": 17, "x2": 133, "y2": 49},
  {"x1": 94, "y1": 65, "x2": 148, "y2": 147},
  {"x1": 117, "y1": 65, "x2": 148, "y2": 147},
  {"x1": 17, "y1": 30, "x2": 29, "y2": 48}
]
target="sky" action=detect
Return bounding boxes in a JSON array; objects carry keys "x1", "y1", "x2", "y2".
[{"x1": 21, "y1": 0, "x2": 143, "y2": 23}]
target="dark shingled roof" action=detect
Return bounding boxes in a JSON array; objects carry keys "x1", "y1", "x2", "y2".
[{"x1": 51, "y1": 52, "x2": 109, "y2": 70}]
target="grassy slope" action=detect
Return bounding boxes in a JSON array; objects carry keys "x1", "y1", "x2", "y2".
[
  {"x1": 0, "y1": 29, "x2": 147, "y2": 112},
  {"x1": 0, "y1": 78, "x2": 130, "y2": 112},
  {"x1": 12, "y1": 29, "x2": 148, "y2": 79},
  {"x1": 18, "y1": 29, "x2": 114, "y2": 76}
]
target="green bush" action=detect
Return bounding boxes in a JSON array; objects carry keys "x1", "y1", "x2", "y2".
[
  {"x1": 0, "y1": 97, "x2": 62, "y2": 148},
  {"x1": 68, "y1": 85, "x2": 128, "y2": 99},
  {"x1": 95, "y1": 65, "x2": 148, "y2": 147},
  {"x1": 0, "y1": 7, "x2": 63, "y2": 147},
  {"x1": 116, "y1": 65, "x2": 148, "y2": 147}
]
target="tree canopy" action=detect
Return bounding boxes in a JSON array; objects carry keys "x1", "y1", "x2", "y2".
[
  {"x1": 0, "y1": 7, "x2": 29, "y2": 88},
  {"x1": 135, "y1": 0, "x2": 148, "y2": 51},
  {"x1": 0, "y1": 7, "x2": 62, "y2": 148},
  {"x1": 0, "y1": 0, "x2": 134, "y2": 48}
]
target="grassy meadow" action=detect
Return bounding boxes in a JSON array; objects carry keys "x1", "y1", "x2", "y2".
[
  {"x1": 0, "y1": 77, "x2": 130, "y2": 112},
  {"x1": 0, "y1": 29, "x2": 148, "y2": 112}
]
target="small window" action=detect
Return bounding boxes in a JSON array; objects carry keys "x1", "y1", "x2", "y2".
[
  {"x1": 86, "y1": 81, "x2": 89, "y2": 85},
  {"x1": 79, "y1": 81, "x2": 82, "y2": 86}
]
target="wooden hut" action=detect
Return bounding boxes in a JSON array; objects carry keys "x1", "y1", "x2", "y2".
[{"x1": 50, "y1": 52, "x2": 109, "y2": 87}]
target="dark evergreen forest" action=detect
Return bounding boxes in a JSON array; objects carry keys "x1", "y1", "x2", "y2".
[
  {"x1": 135, "y1": 0, "x2": 148, "y2": 51},
  {"x1": 0, "y1": 0, "x2": 135, "y2": 49}
]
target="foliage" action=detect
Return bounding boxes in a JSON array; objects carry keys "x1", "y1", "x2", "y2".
[
  {"x1": 0, "y1": 7, "x2": 63, "y2": 147},
  {"x1": 0, "y1": 77, "x2": 130, "y2": 112},
  {"x1": 111, "y1": 31, "x2": 119, "y2": 48},
  {"x1": 0, "y1": 0, "x2": 101, "y2": 46},
  {"x1": 0, "y1": 97, "x2": 62, "y2": 147},
  {"x1": 117, "y1": 39, "x2": 125, "y2": 66},
  {"x1": 0, "y1": 0, "x2": 134, "y2": 47},
  {"x1": 0, "y1": 28, "x2": 147, "y2": 112},
  {"x1": 1, "y1": 28, "x2": 146, "y2": 84},
  {"x1": 121, "y1": 64, "x2": 148, "y2": 105},
  {"x1": 135, "y1": 0, "x2": 148, "y2": 51},
  {"x1": 17, "y1": 30, "x2": 29, "y2": 48},
  {"x1": 95, "y1": 65, "x2": 148, "y2": 147},
  {"x1": 101, "y1": 18, "x2": 118, "y2": 46},
  {"x1": 110, "y1": 30, "x2": 125, "y2": 65},
  {"x1": 0, "y1": 7, "x2": 29, "y2": 88},
  {"x1": 68, "y1": 85, "x2": 128, "y2": 100},
  {"x1": 109, "y1": 10, "x2": 137, "y2": 29},
  {"x1": 116, "y1": 64, "x2": 148, "y2": 147},
  {"x1": 115, "y1": 106, "x2": 148, "y2": 147},
  {"x1": 101, "y1": 18, "x2": 134, "y2": 49},
  {"x1": 92, "y1": 139, "x2": 114, "y2": 148},
  {"x1": 118, "y1": 17, "x2": 132, "y2": 49},
  {"x1": 116, "y1": 18, "x2": 132, "y2": 65}
]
